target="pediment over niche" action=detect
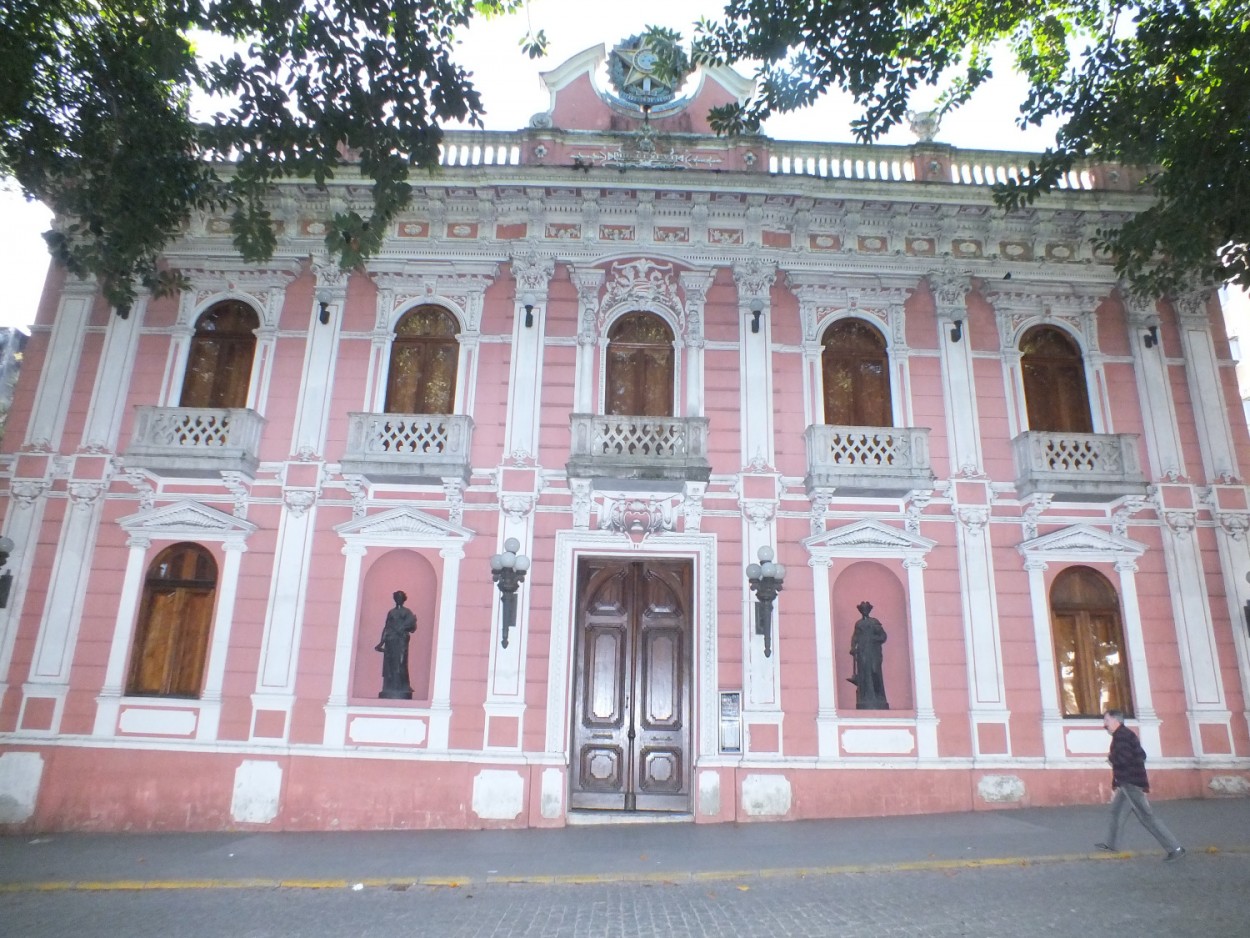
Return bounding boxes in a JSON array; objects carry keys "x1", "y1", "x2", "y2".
[
  {"x1": 1019, "y1": 524, "x2": 1145, "y2": 560},
  {"x1": 119, "y1": 501, "x2": 257, "y2": 541},
  {"x1": 335, "y1": 506, "x2": 473, "y2": 545},
  {"x1": 804, "y1": 519, "x2": 935, "y2": 557}
]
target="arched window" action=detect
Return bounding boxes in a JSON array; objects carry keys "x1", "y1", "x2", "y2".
[
  {"x1": 127, "y1": 543, "x2": 218, "y2": 698},
  {"x1": 605, "y1": 312, "x2": 675, "y2": 417},
  {"x1": 1020, "y1": 326, "x2": 1093, "y2": 433},
  {"x1": 180, "y1": 301, "x2": 259, "y2": 408},
  {"x1": 1050, "y1": 566, "x2": 1133, "y2": 718},
  {"x1": 821, "y1": 319, "x2": 892, "y2": 426},
  {"x1": 385, "y1": 305, "x2": 460, "y2": 414}
]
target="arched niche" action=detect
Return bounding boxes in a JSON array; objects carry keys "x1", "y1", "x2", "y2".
[
  {"x1": 351, "y1": 550, "x2": 439, "y2": 702},
  {"x1": 832, "y1": 561, "x2": 913, "y2": 711}
]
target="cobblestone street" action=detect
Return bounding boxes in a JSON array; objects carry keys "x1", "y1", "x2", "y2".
[{"x1": 7, "y1": 852, "x2": 1248, "y2": 938}]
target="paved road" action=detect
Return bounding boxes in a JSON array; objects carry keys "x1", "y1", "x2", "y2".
[
  {"x1": 5, "y1": 852, "x2": 1248, "y2": 937},
  {"x1": 3, "y1": 798, "x2": 1248, "y2": 937}
]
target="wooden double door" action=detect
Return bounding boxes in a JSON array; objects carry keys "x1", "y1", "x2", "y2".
[{"x1": 570, "y1": 558, "x2": 693, "y2": 812}]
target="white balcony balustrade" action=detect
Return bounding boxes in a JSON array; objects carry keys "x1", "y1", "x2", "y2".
[
  {"x1": 125, "y1": 406, "x2": 266, "y2": 478},
  {"x1": 804, "y1": 425, "x2": 933, "y2": 497},
  {"x1": 568, "y1": 414, "x2": 710, "y2": 489},
  {"x1": 1013, "y1": 431, "x2": 1147, "y2": 501},
  {"x1": 340, "y1": 413, "x2": 474, "y2": 485}
]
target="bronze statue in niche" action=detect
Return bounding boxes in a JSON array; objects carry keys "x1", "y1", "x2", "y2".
[
  {"x1": 375, "y1": 590, "x2": 417, "y2": 699},
  {"x1": 848, "y1": 600, "x2": 889, "y2": 710}
]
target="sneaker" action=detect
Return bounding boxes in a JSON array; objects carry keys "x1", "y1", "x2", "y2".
[
  {"x1": 1164, "y1": 847, "x2": 1186, "y2": 862},
  {"x1": 1094, "y1": 843, "x2": 1115, "y2": 852}
]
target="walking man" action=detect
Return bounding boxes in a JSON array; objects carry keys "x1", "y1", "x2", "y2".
[{"x1": 1096, "y1": 709, "x2": 1185, "y2": 861}]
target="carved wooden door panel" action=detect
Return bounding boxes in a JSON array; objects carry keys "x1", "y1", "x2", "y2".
[{"x1": 570, "y1": 558, "x2": 692, "y2": 812}]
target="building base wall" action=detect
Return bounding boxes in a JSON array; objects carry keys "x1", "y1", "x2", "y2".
[{"x1": 2, "y1": 745, "x2": 1245, "y2": 833}]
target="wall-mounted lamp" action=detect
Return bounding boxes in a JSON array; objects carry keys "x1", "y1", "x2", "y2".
[
  {"x1": 0, "y1": 535, "x2": 14, "y2": 609},
  {"x1": 316, "y1": 287, "x2": 333, "y2": 325},
  {"x1": 949, "y1": 319, "x2": 964, "y2": 343},
  {"x1": 490, "y1": 537, "x2": 531, "y2": 649},
  {"x1": 520, "y1": 292, "x2": 537, "y2": 328},
  {"x1": 746, "y1": 546, "x2": 786, "y2": 657},
  {"x1": 750, "y1": 309, "x2": 763, "y2": 334},
  {"x1": 1143, "y1": 325, "x2": 1159, "y2": 349}
]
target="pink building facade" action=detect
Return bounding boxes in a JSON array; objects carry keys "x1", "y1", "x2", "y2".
[{"x1": 2, "y1": 44, "x2": 1249, "y2": 831}]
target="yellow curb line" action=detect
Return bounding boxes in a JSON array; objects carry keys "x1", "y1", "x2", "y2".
[{"x1": 0, "y1": 847, "x2": 1240, "y2": 893}]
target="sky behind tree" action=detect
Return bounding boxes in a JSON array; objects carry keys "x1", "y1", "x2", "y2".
[{"x1": 0, "y1": 0, "x2": 1057, "y2": 331}]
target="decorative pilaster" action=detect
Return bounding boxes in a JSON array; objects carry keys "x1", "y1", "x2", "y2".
[{"x1": 928, "y1": 269, "x2": 982, "y2": 477}]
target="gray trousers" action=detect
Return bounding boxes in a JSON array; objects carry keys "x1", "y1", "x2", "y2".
[{"x1": 1106, "y1": 783, "x2": 1182, "y2": 851}]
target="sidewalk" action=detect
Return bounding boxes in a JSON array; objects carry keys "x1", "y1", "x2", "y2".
[{"x1": 2, "y1": 798, "x2": 1248, "y2": 890}]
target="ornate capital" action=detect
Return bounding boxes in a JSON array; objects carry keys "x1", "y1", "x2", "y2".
[
  {"x1": 500, "y1": 494, "x2": 535, "y2": 520},
  {"x1": 509, "y1": 248, "x2": 555, "y2": 294},
  {"x1": 926, "y1": 268, "x2": 972, "y2": 320},
  {"x1": 283, "y1": 489, "x2": 317, "y2": 517},
  {"x1": 741, "y1": 499, "x2": 776, "y2": 531},
  {"x1": 732, "y1": 257, "x2": 777, "y2": 309}
]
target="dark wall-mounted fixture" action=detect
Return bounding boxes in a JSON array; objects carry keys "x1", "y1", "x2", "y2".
[
  {"x1": 316, "y1": 287, "x2": 333, "y2": 325},
  {"x1": 949, "y1": 319, "x2": 964, "y2": 343},
  {"x1": 1143, "y1": 325, "x2": 1159, "y2": 348},
  {"x1": 751, "y1": 309, "x2": 763, "y2": 334},
  {"x1": 490, "y1": 537, "x2": 530, "y2": 648},
  {"x1": 0, "y1": 535, "x2": 14, "y2": 609},
  {"x1": 746, "y1": 546, "x2": 786, "y2": 657},
  {"x1": 521, "y1": 292, "x2": 537, "y2": 328}
]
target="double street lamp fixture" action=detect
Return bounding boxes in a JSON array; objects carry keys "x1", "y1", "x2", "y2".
[
  {"x1": 490, "y1": 537, "x2": 530, "y2": 649},
  {"x1": 746, "y1": 545, "x2": 786, "y2": 658}
]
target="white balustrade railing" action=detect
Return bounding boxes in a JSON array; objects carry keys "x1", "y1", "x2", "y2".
[
  {"x1": 126, "y1": 406, "x2": 266, "y2": 476},
  {"x1": 804, "y1": 424, "x2": 932, "y2": 495},
  {"x1": 432, "y1": 129, "x2": 1109, "y2": 190},
  {"x1": 1013, "y1": 431, "x2": 1146, "y2": 500},
  {"x1": 568, "y1": 414, "x2": 710, "y2": 482},
  {"x1": 341, "y1": 412, "x2": 474, "y2": 483}
]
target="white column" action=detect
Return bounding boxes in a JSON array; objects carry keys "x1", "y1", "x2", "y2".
[
  {"x1": 679, "y1": 272, "x2": 712, "y2": 417},
  {"x1": 483, "y1": 498, "x2": 535, "y2": 748},
  {"x1": 22, "y1": 482, "x2": 107, "y2": 732},
  {"x1": 247, "y1": 327, "x2": 279, "y2": 413},
  {"x1": 196, "y1": 538, "x2": 248, "y2": 741},
  {"x1": 734, "y1": 260, "x2": 777, "y2": 467},
  {"x1": 502, "y1": 255, "x2": 551, "y2": 463},
  {"x1": 1209, "y1": 514, "x2": 1250, "y2": 736},
  {"x1": 251, "y1": 494, "x2": 318, "y2": 738},
  {"x1": 570, "y1": 268, "x2": 604, "y2": 414},
  {"x1": 741, "y1": 510, "x2": 781, "y2": 715},
  {"x1": 904, "y1": 556, "x2": 939, "y2": 758},
  {"x1": 952, "y1": 504, "x2": 1010, "y2": 754},
  {"x1": 1125, "y1": 295, "x2": 1185, "y2": 480},
  {"x1": 1024, "y1": 558, "x2": 1066, "y2": 759},
  {"x1": 930, "y1": 273, "x2": 983, "y2": 477},
  {"x1": 23, "y1": 280, "x2": 96, "y2": 451},
  {"x1": 290, "y1": 262, "x2": 346, "y2": 458},
  {"x1": 810, "y1": 557, "x2": 838, "y2": 758},
  {"x1": 323, "y1": 543, "x2": 367, "y2": 746},
  {"x1": 80, "y1": 297, "x2": 146, "y2": 452},
  {"x1": 1175, "y1": 289, "x2": 1239, "y2": 482},
  {"x1": 1156, "y1": 513, "x2": 1231, "y2": 756},
  {"x1": 0, "y1": 483, "x2": 51, "y2": 702},
  {"x1": 1114, "y1": 558, "x2": 1161, "y2": 756},
  {"x1": 93, "y1": 535, "x2": 152, "y2": 736},
  {"x1": 427, "y1": 545, "x2": 465, "y2": 750}
]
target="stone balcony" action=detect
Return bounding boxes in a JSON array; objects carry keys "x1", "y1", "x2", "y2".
[
  {"x1": 340, "y1": 413, "x2": 474, "y2": 485},
  {"x1": 1013, "y1": 431, "x2": 1147, "y2": 501},
  {"x1": 804, "y1": 424, "x2": 934, "y2": 497},
  {"x1": 567, "y1": 414, "x2": 710, "y2": 490},
  {"x1": 125, "y1": 406, "x2": 266, "y2": 479}
]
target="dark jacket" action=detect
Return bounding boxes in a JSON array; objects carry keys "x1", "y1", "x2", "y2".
[{"x1": 1108, "y1": 723, "x2": 1150, "y2": 791}]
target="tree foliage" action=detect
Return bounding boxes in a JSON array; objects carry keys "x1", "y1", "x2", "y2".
[
  {"x1": 684, "y1": 0, "x2": 1250, "y2": 297},
  {"x1": 0, "y1": 0, "x2": 544, "y2": 310}
]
